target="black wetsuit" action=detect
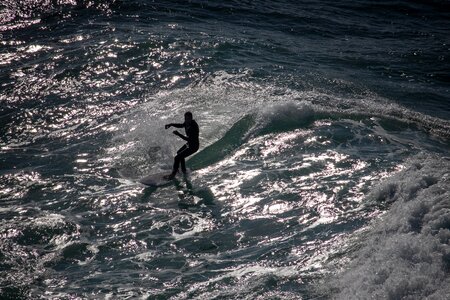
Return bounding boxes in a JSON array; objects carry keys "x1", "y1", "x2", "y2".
[{"x1": 169, "y1": 120, "x2": 199, "y2": 175}]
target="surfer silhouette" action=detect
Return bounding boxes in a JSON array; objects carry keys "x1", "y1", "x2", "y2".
[{"x1": 164, "y1": 112, "x2": 199, "y2": 180}]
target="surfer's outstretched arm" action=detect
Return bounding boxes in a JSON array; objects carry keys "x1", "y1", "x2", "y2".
[{"x1": 165, "y1": 123, "x2": 184, "y2": 129}]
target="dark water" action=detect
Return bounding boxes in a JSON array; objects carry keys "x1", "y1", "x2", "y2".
[{"x1": 1, "y1": 1, "x2": 449, "y2": 299}]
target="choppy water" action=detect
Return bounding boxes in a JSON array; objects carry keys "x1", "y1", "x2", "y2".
[{"x1": 1, "y1": 1, "x2": 449, "y2": 299}]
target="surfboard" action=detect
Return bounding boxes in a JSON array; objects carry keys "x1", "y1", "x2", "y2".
[
  {"x1": 139, "y1": 169, "x2": 192, "y2": 187},
  {"x1": 139, "y1": 172, "x2": 172, "y2": 187}
]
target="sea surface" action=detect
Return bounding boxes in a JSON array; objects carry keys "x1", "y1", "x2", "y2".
[{"x1": 1, "y1": 1, "x2": 449, "y2": 299}]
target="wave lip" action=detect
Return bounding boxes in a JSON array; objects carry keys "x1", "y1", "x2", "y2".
[
  {"x1": 324, "y1": 154, "x2": 450, "y2": 299},
  {"x1": 248, "y1": 100, "x2": 315, "y2": 138}
]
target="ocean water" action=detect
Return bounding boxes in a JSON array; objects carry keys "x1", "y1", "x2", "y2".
[{"x1": 1, "y1": 1, "x2": 449, "y2": 299}]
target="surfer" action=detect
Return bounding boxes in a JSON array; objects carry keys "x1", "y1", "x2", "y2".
[{"x1": 164, "y1": 112, "x2": 199, "y2": 180}]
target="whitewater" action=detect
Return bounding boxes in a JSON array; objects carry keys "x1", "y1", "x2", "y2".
[{"x1": 1, "y1": 1, "x2": 449, "y2": 299}]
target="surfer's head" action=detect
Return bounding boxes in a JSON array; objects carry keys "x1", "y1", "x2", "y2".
[{"x1": 184, "y1": 111, "x2": 193, "y2": 123}]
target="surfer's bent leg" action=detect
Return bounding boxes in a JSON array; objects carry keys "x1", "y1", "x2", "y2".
[
  {"x1": 171, "y1": 145, "x2": 187, "y2": 174},
  {"x1": 180, "y1": 157, "x2": 186, "y2": 174},
  {"x1": 168, "y1": 145, "x2": 198, "y2": 179},
  {"x1": 177, "y1": 144, "x2": 188, "y2": 154},
  {"x1": 169, "y1": 146, "x2": 189, "y2": 178}
]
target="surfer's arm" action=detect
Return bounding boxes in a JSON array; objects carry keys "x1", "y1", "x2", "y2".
[
  {"x1": 173, "y1": 130, "x2": 188, "y2": 141},
  {"x1": 165, "y1": 123, "x2": 184, "y2": 129}
]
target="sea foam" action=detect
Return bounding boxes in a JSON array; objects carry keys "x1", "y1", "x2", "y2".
[{"x1": 325, "y1": 154, "x2": 450, "y2": 299}]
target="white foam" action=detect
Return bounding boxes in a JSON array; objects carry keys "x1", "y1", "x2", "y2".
[
  {"x1": 108, "y1": 116, "x2": 177, "y2": 177},
  {"x1": 247, "y1": 100, "x2": 316, "y2": 138},
  {"x1": 323, "y1": 154, "x2": 450, "y2": 299}
]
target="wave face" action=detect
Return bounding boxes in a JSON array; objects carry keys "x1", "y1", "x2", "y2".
[{"x1": 1, "y1": 0, "x2": 449, "y2": 299}]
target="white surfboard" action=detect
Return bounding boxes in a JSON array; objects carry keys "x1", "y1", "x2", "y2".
[
  {"x1": 139, "y1": 169, "x2": 193, "y2": 187},
  {"x1": 139, "y1": 172, "x2": 172, "y2": 187}
]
